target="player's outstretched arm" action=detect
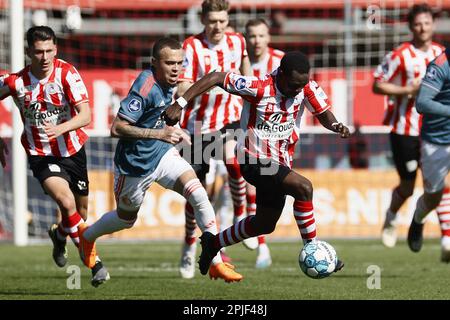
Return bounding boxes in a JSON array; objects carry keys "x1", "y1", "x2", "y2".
[
  {"x1": 316, "y1": 110, "x2": 350, "y2": 138},
  {"x1": 0, "y1": 137, "x2": 8, "y2": 168},
  {"x1": 111, "y1": 115, "x2": 186, "y2": 144},
  {"x1": 372, "y1": 79, "x2": 420, "y2": 97},
  {"x1": 416, "y1": 86, "x2": 450, "y2": 117},
  {"x1": 164, "y1": 72, "x2": 228, "y2": 125},
  {"x1": 416, "y1": 63, "x2": 450, "y2": 117}
]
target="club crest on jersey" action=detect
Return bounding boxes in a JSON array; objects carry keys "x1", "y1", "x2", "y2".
[
  {"x1": 45, "y1": 83, "x2": 58, "y2": 95},
  {"x1": 182, "y1": 56, "x2": 189, "y2": 69},
  {"x1": 234, "y1": 77, "x2": 247, "y2": 90},
  {"x1": 128, "y1": 99, "x2": 142, "y2": 112},
  {"x1": 426, "y1": 67, "x2": 437, "y2": 80}
]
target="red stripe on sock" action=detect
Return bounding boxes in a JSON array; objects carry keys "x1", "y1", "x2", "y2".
[
  {"x1": 298, "y1": 218, "x2": 316, "y2": 229},
  {"x1": 185, "y1": 236, "x2": 196, "y2": 245},
  {"x1": 293, "y1": 200, "x2": 313, "y2": 213},
  {"x1": 62, "y1": 211, "x2": 82, "y2": 229},
  {"x1": 258, "y1": 236, "x2": 265, "y2": 244},
  {"x1": 294, "y1": 213, "x2": 314, "y2": 221}
]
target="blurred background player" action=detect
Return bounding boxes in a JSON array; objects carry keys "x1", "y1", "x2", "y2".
[
  {"x1": 372, "y1": 4, "x2": 450, "y2": 248},
  {"x1": 243, "y1": 17, "x2": 286, "y2": 268},
  {"x1": 0, "y1": 26, "x2": 109, "y2": 287},
  {"x1": 164, "y1": 51, "x2": 349, "y2": 277},
  {"x1": 407, "y1": 48, "x2": 450, "y2": 262},
  {"x1": 77, "y1": 38, "x2": 242, "y2": 283},
  {"x1": 176, "y1": 0, "x2": 254, "y2": 278}
]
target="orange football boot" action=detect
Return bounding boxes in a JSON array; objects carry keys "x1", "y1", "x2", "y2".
[
  {"x1": 78, "y1": 223, "x2": 97, "y2": 269},
  {"x1": 209, "y1": 262, "x2": 243, "y2": 283}
]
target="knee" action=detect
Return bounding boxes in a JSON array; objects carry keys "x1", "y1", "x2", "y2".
[
  {"x1": 117, "y1": 210, "x2": 138, "y2": 229},
  {"x1": 253, "y1": 217, "x2": 276, "y2": 235},
  {"x1": 396, "y1": 184, "x2": 414, "y2": 198},
  {"x1": 258, "y1": 222, "x2": 276, "y2": 235},
  {"x1": 54, "y1": 194, "x2": 76, "y2": 215},
  {"x1": 424, "y1": 191, "x2": 443, "y2": 210},
  {"x1": 292, "y1": 179, "x2": 313, "y2": 200}
]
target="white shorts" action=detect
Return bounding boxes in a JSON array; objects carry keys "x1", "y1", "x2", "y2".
[
  {"x1": 421, "y1": 140, "x2": 450, "y2": 194},
  {"x1": 114, "y1": 147, "x2": 193, "y2": 211}
]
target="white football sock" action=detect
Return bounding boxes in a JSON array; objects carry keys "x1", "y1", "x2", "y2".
[
  {"x1": 83, "y1": 210, "x2": 136, "y2": 242},
  {"x1": 183, "y1": 179, "x2": 222, "y2": 265}
]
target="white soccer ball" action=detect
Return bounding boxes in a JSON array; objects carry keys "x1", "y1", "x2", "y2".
[{"x1": 299, "y1": 240, "x2": 338, "y2": 279}]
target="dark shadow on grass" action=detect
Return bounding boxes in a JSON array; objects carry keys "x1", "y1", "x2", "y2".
[{"x1": 0, "y1": 291, "x2": 69, "y2": 296}]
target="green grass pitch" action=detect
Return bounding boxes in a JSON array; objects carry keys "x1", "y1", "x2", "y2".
[{"x1": 0, "y1": 239, "x2": 449, "y2": 300}]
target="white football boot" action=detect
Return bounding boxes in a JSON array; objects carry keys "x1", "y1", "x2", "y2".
[
  {"x1": 381, "y1": 210, "x2": 397, "y2": 248},
  {"x1": 255, "y1": 243, "x2": 272, "y2": 269},
  {"x1": 179, "y1": 241, "x2": 197, "y2": 279},
  {"x1": 441, "y1": 236, "x2": 450, "y2": 263}
]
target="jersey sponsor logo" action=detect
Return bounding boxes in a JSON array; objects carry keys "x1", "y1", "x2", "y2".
[
  {"x1": 256, "y1": 117, "x2": 295, "y2": 140},
  {"x1": 269, "y1": 112, "x2": 283, "y2": 123},
  {"x1": 127, "y1": 98, "x2": 142, "y2": 112},
  {"x1": 154, "y1": 116, "x2": 164, "y2": 128},
  {"x1": 234, "y1": 77, "x2": 247, "y2": 90},
  {"x1": 23, "y1": 103, "x2": 69, "y2": 123}
]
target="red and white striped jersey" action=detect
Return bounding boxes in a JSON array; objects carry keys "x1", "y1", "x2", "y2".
[
  {"x1": 179, "y1": 32, "x2": 248, "y2": 134},
  {"x1": 250, "y1": 47, "x2": 284, "y2": 78},
  {"x1": 223, "y1": 71, "x2": 330, "y2": 168},
  {"x1": 1, "y1": 58, "x2": 89, "y2": 157},
  {"x1": 374, "y1": 42, "x2": 444, "y2": 136}
]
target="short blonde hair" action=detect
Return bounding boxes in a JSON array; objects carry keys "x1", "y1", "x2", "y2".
[{"x1": 201, "y1": 0, "x2": 230, "y2": 16}]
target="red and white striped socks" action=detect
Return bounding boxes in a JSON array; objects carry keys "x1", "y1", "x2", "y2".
[
  {"x1": 437, "y1": 188, "x2": 450, "y2": 243},
  {"x1": 57, "y1": 211, "x2": 82, "y2": 247},
  {"x1": 293, "y1": 200, "x2": 317, "y2": 244},
  {"x1": 215, "y1": 215, "x2": 257, "y2": 248}
]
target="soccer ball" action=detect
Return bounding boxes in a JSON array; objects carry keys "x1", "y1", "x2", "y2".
[{"x1": 299, "y1": 240, "x2": 338, "y2": 279}]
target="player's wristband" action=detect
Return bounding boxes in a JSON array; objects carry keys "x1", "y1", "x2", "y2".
[{"x1": 176, "y1": 96, "x2": 188, "y2": 109}]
